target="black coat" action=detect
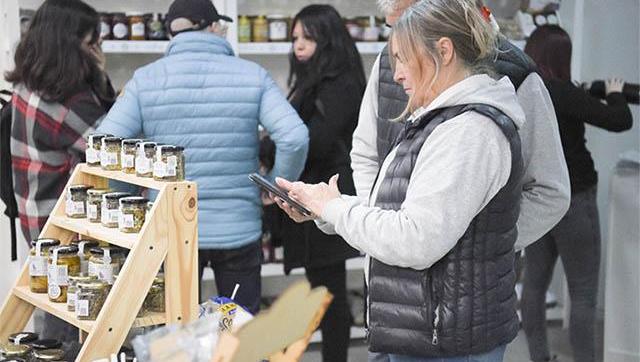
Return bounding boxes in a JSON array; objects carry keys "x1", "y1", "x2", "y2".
[{"x1": 278, "y1": 72, "x2": 364, "y2": 272}]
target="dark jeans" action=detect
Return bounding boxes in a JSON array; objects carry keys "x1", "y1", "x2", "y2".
[
  {"x1": 521, "y1": 186, "x2": 601, "y2": 362},
  {"x1": 306, "y1": 261, "x2": 351, "y2": 362},
  {"x1": 198, "y1": 242, "x2": 262, "y2": 315}
]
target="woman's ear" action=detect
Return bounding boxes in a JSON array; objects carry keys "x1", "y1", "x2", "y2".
[{"x1": 437, "y1": 37, "x2": 455, "y2": 66}]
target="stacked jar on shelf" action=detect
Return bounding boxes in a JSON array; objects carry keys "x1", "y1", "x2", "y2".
[
  {"x1": 99, "y1": 12, "x2": 168, "y2": 41},
  {"x1": 0, "y1": 332, "x2": 66, "y2": 362}
]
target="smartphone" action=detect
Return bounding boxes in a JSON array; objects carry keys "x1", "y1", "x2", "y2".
[{"x1": 248, "y1": 173, "x2": 313, "y2": 216}]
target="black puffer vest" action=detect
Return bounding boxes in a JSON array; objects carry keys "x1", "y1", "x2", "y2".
[
  {"x1": 376, "y1": 37, "x2": 537, "y2": 163},
  {"x1": 368, "y1": 104, "x2": 524, "y2": 357}
]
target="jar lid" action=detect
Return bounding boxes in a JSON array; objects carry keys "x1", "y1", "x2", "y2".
[
  {"x1": 103, "y1": 192, "x2": 132, "y2": 201},
  {"x1": 102, "y1": 136, "x2": 123, "y2": 144},
  {"x1": 32, "y1": 348, "x2": 64, "y2": 361},
  {"x1": 69, "y1": 185, "x2": 93, "y2": 193},
  {"x1": 141, "y1": 142, "x2": 157, "y2": 150},
  {"x1": 87, "y1": 134, "x2": 112, "y2": 142},
  {"x1": 8, "y1": 332, "x2": 38, "y2": 344},
  {"x1": 30, "y1": 239, "x2": 60, "y2": 248},
  {"x1": 157, "y1": 145, "x2": 184, "y2": 153},
  {"x1": 77, "y1": 281, "x2": 108, "y2": 290},
  {"x1": 0, "y1": 343, "x2": 31, "y2": 357},
  {"x1": 72, "y1": 240, "x2": 100, "y2": 249},
  {"x1": 122, "y1": 139, "x2": 143, "y2": 146},
  {"x1": 31, "y1": 339, "x2": 62, "y2": 350},
  {"x1": 119, "y1": 196, "x2": 149, "y2": 205},
  {"x1": 90, "y1": 246, "x2": 126, "y2": 256},
  {"x1": 87, "y1": 188, "x2": 112, "y2": 196},
  {"x1": 51, "y1": 245, "x2": 79, "y2": 255}
]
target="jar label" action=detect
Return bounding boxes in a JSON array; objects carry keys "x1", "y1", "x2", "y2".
[
  {"x1": 153, "y1": 161, "x2": 167, "y2": 178},
  {"x1": 29, "y1": 256, "x2": 47, "y2": 276},
  {"x1": 48, "y1": 264, "x2": 69, "y2": 287},
  {"x1": 80, "y1": 258, "x2": 89, "y2": 275},
  {"x1": 66, "y1": 200, "x2": 85, "y2": 216},
  {"x1": 88, "y1": 261, "x2": 97, "y2": 277},
  {"x1": 167, "y1": 156, "x2": 177, "y2": 176},
  {"x1": 67, "y1": 291, "x2": 77, "y2": 309},
  {"x1": 48, "y1": 284, "x2": 61, "y2": 299},
  {"x1": 100, "y1": 22, "x2": 111, "y2": 38},
  {"x1": 97, "y1": 264, "x2": 115, "y2": 284},
  {"x1": 113, "y1": 23, "x2": 128, "y2": 39},
  {"x1": 88, "y1": 204, "x2": 98, "y2": 220},
  {"x1": 122, "y1": 153, "x2": 135, "y2": 168},
  {"x1": 76, "y1": 299, "x2": 90, "y2": 317},
  {"x1": 86, "y1": 148, "x2": 99, "y2": 164},
  {"x1": 131, "y1": 22, "x2": 145, "y2": 37},
  {"x1": 269, "y1": 22, "x2": 287, "y2": 41},
  {"x1": 101, "y1": 151, "x2": 118, "y2": 167},
  {"x1": 136, "y1": 156, "x2": 152, "y2": 174},
  {"x1": 119, "y1": 213, "x2": 135, "y2": 228},
  {"x1": 108, "y1": 209, "x2": 120, "y2": 223}
]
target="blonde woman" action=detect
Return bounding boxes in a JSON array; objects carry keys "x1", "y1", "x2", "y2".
[{"x1": 273, "y1": 0, "x2": 526, "y2": 361}]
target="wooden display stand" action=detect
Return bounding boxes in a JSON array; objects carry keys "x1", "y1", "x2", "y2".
[{"x1": 0, "y1": 164, "x2": 199, "y2": 362}]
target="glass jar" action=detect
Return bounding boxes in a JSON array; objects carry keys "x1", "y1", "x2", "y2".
[
  {"x1": 121, "y1": 139, "x2": 143, "y2": 174},
  {"x1": 362, "y1": 16, "x2": 380, "y2": 42},
  {"x1": 128, "y1": 12, "x2": 145, "y2": 41},
  {"x1": 65, "y1": 185, "x2": 92, "y2": 218},
  {"x1": 47, "y1": 246, "x2": 81, "y2": 303},
  {"x1": 267, "y1": 15, "x2": 288, "y2": 42},
  {"x1": 7, "y1": 332, "x2": 38, "y2": 345},
  {"x1": 86, "y1": 134, "x2": 112, "y2": 167},
  {"x1": 86, "y1": 188, "x2": 111, "y2": 223},
  {"x1": 118, "y1": 197, "x2": 148, "y2": 233},
  {"x1": 31, "y1": 348, "x2": 64, "y2": 361},
  {"x1": 29, "y1": 239, "x2": 61, "y2": 293},
  {"x1": 135, "y1": 142, "x2": 157, "y2": 178},
  {"x1": 72, "y1": 240, "x2": 100, "y2": 275},
  {"x1": 101, "y1": 137, "x2": 123, "y2": 171},
  {"x1": 76, "y1": 281, "x2": 109, "y2": 321},
  {"x1": 153, "y1": 145, "x2": 185, "y2": 181},
  {"x1": 252, "y1": 15, "x2": 269, "y2": 42},
  {"x1": 99, "y1": 13, "x2": 112, "y2": 40},
  {"x1": 238, "y1": 15, "x2": 251, "y2": 43},
  {"x1": 147, "y1": 13, "x2": 166, "y2": 40},
  {"x1": 101, "y1": 192, "x2": 131, "y2": 228},
  {"x1": 145, "y1": 275, "x2": 165, "y2": 313},
  {"x1": 88, "y1": 247, "x2": 125, "y2": 285},
  {"x1": 112, "y1": 13, "x2": 129, "y2": 40},
  {"x1": 31, "y1": 339, "x2": 62, "y2": 351},
  {"x1": 0, "y1": 343, "x2": 31, "y2": 360},
  {"x1": 67, "y1": 275, "x2": 95, "y2": 312}
]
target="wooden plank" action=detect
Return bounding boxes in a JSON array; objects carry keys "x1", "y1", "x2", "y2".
[
  {"x1": 76, "y1": 188, "x2": 171, "y2": 362},
  {"x1": 0, "y1": 290, "x2": 34, "y2": 342},
  {"x1": 48, "y1": 216, "x2": 138, "y2": 249},
  {"x1": 78, "y1": 163, "x2": 194, "y2": 191},
  {"x1": 13, "y1": 286, "x2": 93, "y2": 331},
  {"x1": 164, "y1": 183, "x2": 199, "y2": 324}
]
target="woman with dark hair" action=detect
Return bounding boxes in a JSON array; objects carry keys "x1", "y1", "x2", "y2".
[
  {"x1": 521, "y1": 25, "x2": 632, "y2": 362},
  {"x1": 5, "y1": 0, "x2": 113, "y2": 352},
  {"x1": 281, "y1": 4, "x2": 365, "y2": 361}
]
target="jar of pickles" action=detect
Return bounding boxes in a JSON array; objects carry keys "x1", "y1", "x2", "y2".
[
  {"x1": 0, "y1": 343, "x2": 31, "y2": 360},
  {"x1": 7, "y1": 332, "x2": 38, "y2": 345},
  {"x1": 100, "y1": 136, "x2": 123, "y2": 171},
  {"x1": 121, "y1": 139, "x2": 142, "y2": 174},
  {"x1": 101, "y1": 192, "x2": 131, "y2": 228},
  {"x1": 86, "y1": 134, "x2": 112, "y2": 167},
  {"x1": 88, "y1": 247, "x2": 125, "y2": 285},
  {"x1": 71, "y1": 239, "x2": 99, "y2": 275},
  {"x1": 65, "y1": 185, "x2": 92, "y2": 218},
  {"x1": 47, "y1": 246, "x2": 81, "y2": 303},
  {"x1": 118, "y1": 197, "x2": 148, "y2": 233},
  {"x1": 135, "y1": 142, "x2": 157, "y2": 177},
  {"x1": 153, "y1": 145, "x2": 185, "y2": 181},
  {"x1": 86, "y1": 188, "x2": 111, "y2": 223},
  {"x1": 32, "y1": 348, "x2": 64, "y2": 361},
  {"x1": 76, "y1": 281, "x2": 109, "y2": 321},
  {"x1": 29, "y1": 239, "x2": 60, "y2": 293},
  {"x1": 145, "y1": 275, "x2": 165, "y2": 313},
  {"x1": 67, "y1": 274, "x2": 95, "y2": 312}
]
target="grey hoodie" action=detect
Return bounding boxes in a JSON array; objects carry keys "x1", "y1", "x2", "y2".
[{"x1": 318, "y1": 74, "x2": 525, "y2": 270}]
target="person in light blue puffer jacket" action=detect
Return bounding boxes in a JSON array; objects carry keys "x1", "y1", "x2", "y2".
[{"x1": 97, "y1": 0, "x2": 308, "y2": 313}]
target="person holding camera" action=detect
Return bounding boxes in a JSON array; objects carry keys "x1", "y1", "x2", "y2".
[{"x1": 521, "y1": 25, "x2": 633, "y2": 362}]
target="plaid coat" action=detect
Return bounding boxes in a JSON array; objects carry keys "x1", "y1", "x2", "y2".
[{"x1": 10, "y1": 84, "x2": 107, "y2": 242}]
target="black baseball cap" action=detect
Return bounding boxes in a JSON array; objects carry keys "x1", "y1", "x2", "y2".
[{"x1": 166, "y1": 0, "x2": 233, "y2": 28}]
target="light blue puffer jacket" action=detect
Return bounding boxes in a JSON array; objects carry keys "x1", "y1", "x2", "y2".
[{"x1": 97, "y1": 32, "x2": 308, "y2": 250}]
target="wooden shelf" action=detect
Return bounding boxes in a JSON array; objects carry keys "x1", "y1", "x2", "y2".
[
  {"x1": 78, "y1": 164, "x2": 194, "y2": 191},
  {"x1": 49, "y1": 216, "x2": 139, "y2": 249},
  {"x1": 12, "y1": 286, "x2": 166, "y2": 332},
  {"x1": 102, "y1": 40, "x2": 168, "y2": 54}
]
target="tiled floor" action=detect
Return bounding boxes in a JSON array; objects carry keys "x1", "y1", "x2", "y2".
[{"x1": 301, "y1": 321, "x2": 604, "y2": 362}]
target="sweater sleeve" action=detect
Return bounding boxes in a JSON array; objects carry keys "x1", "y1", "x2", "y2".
[
  {"x1": 258, "y1": 69, "x2": 309, "y2": 182},
  {"x1": 96, "y1": 78, "x2": 143, "y2": 138},
  {"x1": 551, "y1": 81, "x2": 633, "y2": 132},
  {"x1": 322, "y1": 114, "x2": 512, "y2": 270}
]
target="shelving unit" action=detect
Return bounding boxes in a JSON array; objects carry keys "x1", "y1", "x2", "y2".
[{"x1": 0, "y1": 164, "x2": 199, "y2": 362}]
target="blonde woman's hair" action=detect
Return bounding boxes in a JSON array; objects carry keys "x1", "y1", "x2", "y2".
[{"x1": 391, "y1": 0, "x2": 497, "y2": 118}]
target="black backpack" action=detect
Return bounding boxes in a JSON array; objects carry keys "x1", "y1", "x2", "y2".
[{"x1": 0, "y1": 89, "x2": 18, "y2": 261}]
